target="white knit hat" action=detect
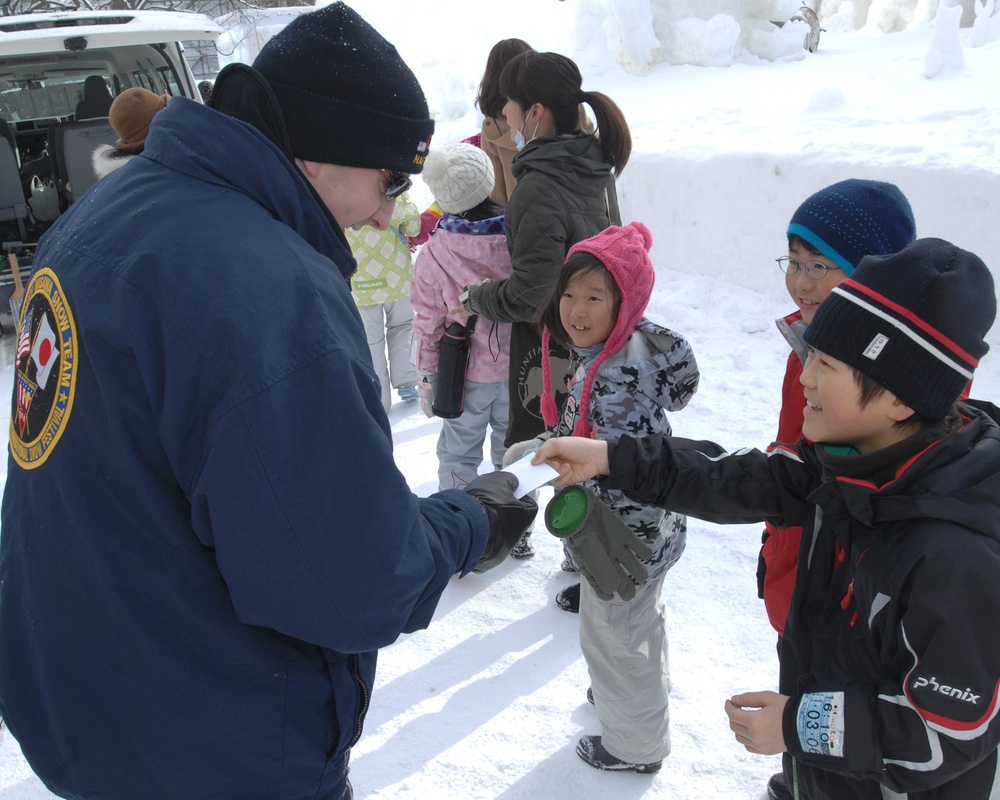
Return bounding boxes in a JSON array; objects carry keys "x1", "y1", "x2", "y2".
[{"x1": 422, "y1": 143, "x2": 494, "y2": 214}]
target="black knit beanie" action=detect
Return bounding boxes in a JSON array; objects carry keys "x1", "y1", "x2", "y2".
[
  {"x1": 804, "y1": 238, "x2": 996, "y2": 420},
  {"x1": 252, "y1": 3, "x2": 434, "y2": 173}
]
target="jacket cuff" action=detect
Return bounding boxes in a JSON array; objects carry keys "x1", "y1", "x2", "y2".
[
  {"x1": 462, "y1": 281, "x2": 489, "y2": 315},
  {"x1": 604, "y1": 436, "x2": 638, "y2": 489},
  {"x1": 436, "y1": 488, "x2": 491, "y2": 576},
  {"x1": 783, "y1": 691, "x2": 847, "y2": 762}
]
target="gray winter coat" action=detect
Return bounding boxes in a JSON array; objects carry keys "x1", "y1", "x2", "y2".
[
  {"x1": 556, "y1": 320, "x2": 700, "y2": 580},
  {"x1": 470, "y1": 131, "x2": 621, "y2": 325}
]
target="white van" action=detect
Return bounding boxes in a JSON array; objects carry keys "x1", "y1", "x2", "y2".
[{"x1": 0, "y1": 10, "x2": 220, "y2": 245}]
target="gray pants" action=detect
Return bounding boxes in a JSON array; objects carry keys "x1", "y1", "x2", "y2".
[
  {"x1": 580, "y1": 571, "x2": 671, "y2": 763},
  {"x1": 437, "y1": 379, "x2": 509, "y2": 490},
  {"x1": 358, "y1": 300, "x2": 417, "y2": 412}
]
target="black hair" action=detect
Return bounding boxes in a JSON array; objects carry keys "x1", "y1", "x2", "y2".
[
  {"x1": 457, "y1": 197, "x2": 505, "y2": 222},
  {"x1": 498, "y1": 51, "x2": 631, "y2": 176},
  {"x1": 539, "y1": 251, "x2": 622, "y2": 349},
  {"x1": 788, "y1": 233, "x2": 821, "y2": 254},
  {"x1": 476, "y1": 38, "x2": 534, "y2": 119},
  {"x1": 849, "y1": 366, "x2": 959, "y2": 433}
]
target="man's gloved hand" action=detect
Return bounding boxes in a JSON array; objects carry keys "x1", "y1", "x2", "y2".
[
  {"x1": 545, "y1": 485, "x2": 652, "y2": 601},
  {"x1": 464, "y1": 472, "x2": 538, "y2": 573},
  {"x1": 501, "y1": 435, "x2": 549, "y2": 469}
]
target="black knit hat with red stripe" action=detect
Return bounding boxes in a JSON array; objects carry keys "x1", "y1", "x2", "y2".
[{"x1": 804, "y1": 238, "x2": 995, "y2": 420}]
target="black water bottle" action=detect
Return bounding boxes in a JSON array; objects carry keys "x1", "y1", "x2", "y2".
[{"x1": 432, "y1": 315, "x2": 477, "y2": 419}]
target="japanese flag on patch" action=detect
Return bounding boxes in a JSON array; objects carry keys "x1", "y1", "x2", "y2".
[{"x1": 31, "y1": 313, "x2": 60, "y2": 390}]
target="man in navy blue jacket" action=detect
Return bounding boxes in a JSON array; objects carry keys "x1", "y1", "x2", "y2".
[{"x1": 0, "y1": 6, "x2": 534, "y2": 800}]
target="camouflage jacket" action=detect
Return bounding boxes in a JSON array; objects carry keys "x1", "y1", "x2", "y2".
[{"x1": 556, "y1": 319, "x2": 700, "y2": 580}]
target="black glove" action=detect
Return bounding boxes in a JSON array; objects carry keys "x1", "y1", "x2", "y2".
[
  {"x1": 545, "y1": 485, "x2": 652, "y2": 601},
  {"x1": 464, "y1": 472, "x2": 538, "y2": 573}
]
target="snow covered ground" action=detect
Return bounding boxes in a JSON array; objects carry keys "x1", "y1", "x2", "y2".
[{"x1": 2, "y1": 2, "x2": 999, "y2": 798}]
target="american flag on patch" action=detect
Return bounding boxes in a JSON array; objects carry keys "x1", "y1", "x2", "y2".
[
  {"x1": 16, "y1": 307, "x2": 33, "y2": 365},
  {"x1": 16, "y1": 371, "x2": 36, "y2": 437},
  {"x1": 417, "y1": 141, "x2": 428, "y2": 153}
]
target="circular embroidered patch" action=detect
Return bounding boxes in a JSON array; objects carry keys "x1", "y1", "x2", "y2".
[{"x1": 9, "y1": 268, "x2": 78, "y2": 470}]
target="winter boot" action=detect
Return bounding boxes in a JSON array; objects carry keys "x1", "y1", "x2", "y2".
[
  {"x1": 768, "y1": 772, "x2": 792, "y2": 800},
  {"x1": 555, "y1": 582, "x2": 580, "y2": 612},
  {"x1": 509, "y1": 531, "x2": 535, "y2": 559},
  {"x1": 397, "y1": 384, "x2": 418, "y2": 402},
  {"x1": 576, "y1": 735, "x2": 661, "y2": 774}
]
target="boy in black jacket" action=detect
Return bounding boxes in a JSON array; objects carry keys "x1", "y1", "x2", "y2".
[{"x1": 533, "y1": 238, "x2": 1000, "y2": 800}]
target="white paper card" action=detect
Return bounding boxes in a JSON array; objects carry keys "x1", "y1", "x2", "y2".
[{"x1": 503, "y1": 454, "x2": 559, "y2": 499}]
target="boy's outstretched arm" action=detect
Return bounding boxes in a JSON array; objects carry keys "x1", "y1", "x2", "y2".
[
  {"x1": 725, "y1": 692, "x2": 789, "y2": 755},
  {"x1": 536, "y1": 433, "x2": 799, "y2": 526},
  {"x1": 533, "y1": 437, "x2": 609, "y2": 485}
]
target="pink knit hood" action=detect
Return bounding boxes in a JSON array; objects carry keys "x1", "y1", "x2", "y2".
[{"x1": 541, "y1": 222, "x2": 656, "y2": 436}]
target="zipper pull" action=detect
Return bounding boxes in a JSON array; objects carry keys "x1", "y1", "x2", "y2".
[{"x1": 840, "y1": 580, "x2": 854, "y2": 611}]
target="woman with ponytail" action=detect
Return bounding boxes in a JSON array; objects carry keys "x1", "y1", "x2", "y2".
[
  {"x1": 462, "y1": 50, "x2": 631, "y2": 562},
  {"x1": 463, "y1": 50, "x2": 631, "y2": 449}
]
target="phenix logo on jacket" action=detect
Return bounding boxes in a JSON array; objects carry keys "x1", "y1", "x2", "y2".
[{"x1": 910, "y1": 675, "x2": 985, "y2": 706}]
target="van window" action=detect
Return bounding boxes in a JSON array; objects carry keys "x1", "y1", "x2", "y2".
[
  {"x1": 157, "y1": 67, "x2": 182, "y2": 98},
  {"x1": 0, "y1": 77, "x2": 85, "y2": 124},
  {"x1": 132, "y1": 71, "x2": 155, "y2": 91}
]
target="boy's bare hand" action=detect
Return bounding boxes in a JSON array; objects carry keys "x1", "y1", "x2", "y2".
[
  {"x1": 724, "y1": 692, "x2": 788, "y2": 755},
  {"x1": 532, "y1": 438, "x2": 609, "y2": 485}
]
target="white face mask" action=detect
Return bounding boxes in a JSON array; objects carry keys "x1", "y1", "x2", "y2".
[{"x1": 513, "y1": 109, "x2": 540, "y2": 152}]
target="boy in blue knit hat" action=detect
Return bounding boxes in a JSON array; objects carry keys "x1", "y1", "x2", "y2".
[
  {"x1": 763, "y1": 180, "x2": 916, "y2": 636},
  {"x1": 760, "y1": 178, "x2": 916, "y2": 799},
  {"x1": 533, "y1": 237, "x2": 1000, "y2": 800}
]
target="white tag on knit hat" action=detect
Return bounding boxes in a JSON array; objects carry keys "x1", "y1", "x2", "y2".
[
  {"x1": 863, "y1": 333, "x2": 890, "y2": 360},
  {"x1": 503, "y1": 454, "x2": 559, "y2": 499}
]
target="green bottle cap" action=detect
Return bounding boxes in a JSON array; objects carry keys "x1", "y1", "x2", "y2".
[{"x1": 547, "y1": 486, "x2": 588, "y2": 537}]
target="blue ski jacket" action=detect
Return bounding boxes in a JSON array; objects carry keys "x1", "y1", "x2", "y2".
[{"x1": 0, "y1": 98, "x2": 488, "y2": 800}]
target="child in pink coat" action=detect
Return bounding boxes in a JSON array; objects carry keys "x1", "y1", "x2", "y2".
[{"x1": 410, "y1": 143, "x2": 517, "y2": 496}]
